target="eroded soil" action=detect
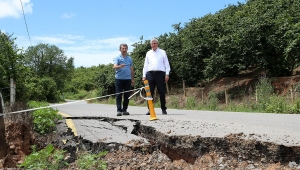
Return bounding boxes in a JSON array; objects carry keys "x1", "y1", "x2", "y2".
[
  {"x1": 1, "y1": 114, "x2": 300, "y2": 170},
  {"x1": 0, "y1": 113, "x2": 34, "y2": 168},
  {"x1": 75, "y1": 118, "x2": 300, "y2": 170}
]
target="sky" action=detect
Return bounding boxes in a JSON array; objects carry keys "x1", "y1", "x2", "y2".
[{"x1": 0, "y1": 0, "x2": 243, "y2": 68}]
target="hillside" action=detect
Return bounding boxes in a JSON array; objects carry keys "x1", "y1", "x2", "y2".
[{"x1": 183, "y1": 67, "x2": 300, "y2": 103}]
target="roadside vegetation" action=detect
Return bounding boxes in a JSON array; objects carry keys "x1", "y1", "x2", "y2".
[
  {"x1": 18, "y1": 144, "x2": 68, "y2": 169},
  {"x1": 27, "y1": 101, "x2": 62, "y2": 135},
  {"x1": 1, "y1": 0, "x2": 300, "y2": 168},
  {"x1": 16, "y1": 101, "x2": 108, "y2": 169},
  {"x1": 76, "y1": 151, "x2": 108, "y2": 170},
  {"x1": 1, "y1": 0, "x2": 300, "y2": 105},
  {"x1": 19, "y1": 143, "x2": 108, "y2": 170},
  {"x1": 84, "y1": 75, "x2": 300, "y2": 114}
]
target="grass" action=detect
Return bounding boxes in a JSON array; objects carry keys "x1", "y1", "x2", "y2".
[
  {"x1": 21, "y1": 101, "x2": 109, "y2": 170},
  {"x1": 81, "y1": 90, "x2": 300, "y2": 114},
  {"x1": 66, "y1": 90, "x2": 300, "y2": 114},
  {"x1": 64, "y1": 76, "x2": 300, "y2": 114},
  {"x1": 23, "y1": 77, "x2": 299, "y2": 169},
  {"x1": 18, "y1": 144, "x2": 68, "y2": 169},
  {"x1": 75, "y1": 151, "x2": 108, "y2": 170},
  {"x1": 28, "y1": 101, "x2": 63, "y2": 135},
  {"x1": 19, "y1": 144, "x2": 108, "y2": 170}
]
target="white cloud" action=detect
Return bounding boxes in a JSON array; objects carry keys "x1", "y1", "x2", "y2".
[
  {"x1": 67, "y1": 52, "x2": 119, "y2": 67},
  {"x1": 14, "y1": 34, "x2": 139, "y2": 67},
  {"x1": 61, "y1": 13, "x2": 76, "y2": 19},
  {"x1": 0, "y1": 0, "x2": 33, "y2": 18},
  {"x1": 62, "y1": 36, "x2": 138, "y2": 67},
  {"x1": 33, "y1": 35, "x2": 78, "y2": 44}
]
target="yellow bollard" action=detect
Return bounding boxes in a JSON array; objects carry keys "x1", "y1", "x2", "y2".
[{"x1": 143, "y1": 80, "x2": 158, "y2": 121}]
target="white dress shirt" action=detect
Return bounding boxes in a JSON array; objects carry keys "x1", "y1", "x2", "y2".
[{"x1": 142, "y1": 48, "x2": 171, "y2": 77}]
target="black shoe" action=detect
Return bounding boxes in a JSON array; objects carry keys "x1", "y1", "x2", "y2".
[
  {"x1": 162, "y1": 110, "x2": 167, "y2": 114},
  {"x1": 117, "y1": 111, "x2": 122, "y2": 116},
  {"x1": 122, "y1": 111, "x2": 130, "y2": 115},
  {"x1": 146, "y1": 111, "x2": 150, "y2": 115}
]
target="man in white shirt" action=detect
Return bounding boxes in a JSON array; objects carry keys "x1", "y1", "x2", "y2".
[{"x1": 142, "y1": 38, "x2": 171, "y2": 115}]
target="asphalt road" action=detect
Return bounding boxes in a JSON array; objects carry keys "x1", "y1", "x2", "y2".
[{"x1": 53, "y1": 100, "x2": 300, "y2": 146}]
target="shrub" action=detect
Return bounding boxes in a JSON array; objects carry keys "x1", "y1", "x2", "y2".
[
  {"x1": 207, "y1": 91, "x2": 219, "y2": 110},
  {"x1": 186, "y1": 96, "x2": 196, "y2": 110},
  {"x1": 18, "y1": 144, "x2": 68, "y2": 169},
  {"x1": 265, "y1": 95, "x2": 287, "y2": 113},
  {"x1": 28, "y1": 101, "x2": 62, "y2": 135},
  {"x1": 287, "y1": 99, "x2": 300, "y2": 114},
  {"x1": 76, "y1": 151, "x2": 108, "y2": 170},
  {"x1": 255, "y1": 75, "x2": 274, "y2": 110}
]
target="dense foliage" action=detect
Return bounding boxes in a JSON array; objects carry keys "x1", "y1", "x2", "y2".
[
  {"x1": 18, "y1": 144, "x2": 68, "y2": 169},
  {"x1": 1, "y1": 0, "x2": 300, "y2": 102},
  {"x1": 27, "y1": 101, "x2": 62, "y2": 135},
  {"x1": 130, "y1": 0, "x2": 300, "y2": 87},
  {"x1": 0, "y1": 32, "x2": 29, "y2": 101},
  {"x1": 0, "y1": 31, "x2": 74, "y2": 103}
]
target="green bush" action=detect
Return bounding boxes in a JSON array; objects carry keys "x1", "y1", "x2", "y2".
[
  {"x1": 25, "y1": 77, "x2": 61, "y2": 102},
  {"x1": 76, "y1": 151, "x2": 108, "y2": 170},
  {"x1": 169, "y1": 96, "x2": 179, "y2": 109},
  {"x1": 286, "y1": 99, "x2": 300, "y2": 114},
  {"x1": 265, "y1": 95, "x2": 287, "y2": 113},
  {"x1": 28, "y1": 101, "x2": 62, "y2": 135},
  {"x1": 255, "y1": 75, "x2": 274, "y2": 110},
  {"x1": 207, "y1": 91, "x2": 219, "y2": 110},
  {"x1": 186, "y1": 96, "x2": 196, "y2": 110},
  {"x1": 73, "y1": 90, "x2": 89, "y2": 100},
  {"x1": 18, "y1": 144, "x2": 68, "y2": 169},
  {"x1": 107, "y1": 96, "x2": 115, "y2": 104}
]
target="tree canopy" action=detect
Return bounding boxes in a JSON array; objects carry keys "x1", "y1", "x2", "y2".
[
  {"x1": 130, "y1": 0, "x2": 300, "y2": 87},
  {"x1": 0, "y1": 32, "x2": 74, "y2": 103},
  {"x1": 1, "y1": 0, "x2": 300, "y2": 102}
]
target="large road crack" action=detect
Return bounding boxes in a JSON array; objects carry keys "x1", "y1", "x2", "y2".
[{"x1": 56, "y1": 117, "x2": 300, "y2": 166}]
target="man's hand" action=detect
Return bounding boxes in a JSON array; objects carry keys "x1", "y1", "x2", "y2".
[{"x1": 165, "y1": 75, "x2": 169, "y2": 82}]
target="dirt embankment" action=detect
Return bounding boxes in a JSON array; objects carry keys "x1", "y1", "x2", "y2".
[
  {"x1": 1, "y1": 69, "x2": 300, "y2": 169},
  {"x1": 0, "y1": 113, "x2": 34, "y2": 168},
  {"x1": 184, "y1": 68, "x2": 300, "y2": 102}
]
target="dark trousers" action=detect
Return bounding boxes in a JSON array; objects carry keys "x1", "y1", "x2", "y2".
[
  {"x1": 146, "y1": 71, "x2": 167, "y2": 111},
  {"x1": 115, "y1": 79, "x2": 131, "y2": 112}
]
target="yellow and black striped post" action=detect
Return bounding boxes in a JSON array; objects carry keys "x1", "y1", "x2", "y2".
[{"x1": 143, "y1": 80, "x2": 158, "y2": 121}]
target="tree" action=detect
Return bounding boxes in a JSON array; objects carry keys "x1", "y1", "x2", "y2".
[
  {"x1": 130, "y1": 37, "x2": 151, "y2": 88},
  {"x1": 94, "y1": 64, "x2": 115, "y2": 96},
  {"x1": 25, "y1": 44, "x2": 74, "y2": 102},
  {"x1": 24, "y1": 43, "x2": 74, "y2": 92},
  {"x1": 0, "y1": 31, "x2": 29, "y2": 102}
]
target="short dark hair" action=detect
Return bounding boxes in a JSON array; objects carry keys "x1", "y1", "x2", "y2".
[{"x1": 119, "y1": 43, "x2": 128, "y2": 50}]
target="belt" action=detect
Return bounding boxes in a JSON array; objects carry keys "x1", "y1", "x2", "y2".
[{"x1": 149, "y1": 70, "x2": 164, "y2": 73}]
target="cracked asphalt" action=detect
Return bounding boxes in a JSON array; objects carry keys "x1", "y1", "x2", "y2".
[{"x1": 53, "y1": 101, "x2": 300, "y2": 146}]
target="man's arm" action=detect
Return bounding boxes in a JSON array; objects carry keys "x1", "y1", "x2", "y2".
[
  {"x1": 163, "y1": 51, "x2": 171, "y2": 75},
  {"x1": 130, "y1": 66, "x2": 135, "y2": 85},
  {"x1": 130, "y1": 66, "x2": 134, "y2": 79},
  {"x1": 113, "y1": 63, "x2": 125, "y2": 70},
  {"x1": 142, "y1": 53, "x2": 149, "y2": 80}
]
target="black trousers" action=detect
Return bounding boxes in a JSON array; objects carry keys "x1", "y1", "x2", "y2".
[
  {"x1": 146, "y1": 71, "x2": 167, "y2": 111},
  {"x1": 115, "y1": 79, "x2": 131, "y2": 112}
]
